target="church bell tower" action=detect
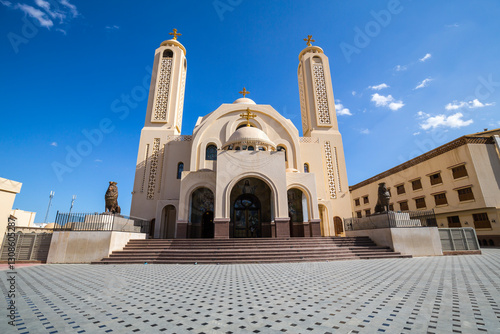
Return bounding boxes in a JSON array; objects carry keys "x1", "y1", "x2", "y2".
[
  {"x1": 297, "y1": 35, "x2": 339, "y2": 137},
  {"x1": 131, "y1": 29, "x2": 187, "y2": 216}
]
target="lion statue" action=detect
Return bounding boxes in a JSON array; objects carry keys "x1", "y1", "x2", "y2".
[
  {"x1": 374, "y1": 182, "x2": 391, "y2": 213},
  {"x1": 105, "y1": 181, "x2": 121, "y2": 214}
]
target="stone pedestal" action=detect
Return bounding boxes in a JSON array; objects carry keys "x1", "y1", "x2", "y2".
[
  {"x1": 309, "y1": 219, "x2": 321, "y2": 237},
  {"x1": 176, "y1": 220, "x2": 188, "y2": 239},
  {"x1": 275, "y1": 217, "x2": 290, "y2": 238},
  {"x1": 214, "y1": 218, "x2": 230, "y2": 239}
]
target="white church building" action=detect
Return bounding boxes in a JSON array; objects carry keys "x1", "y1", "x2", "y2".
[{"x1": 130, "y1": 31, "x2": 352, "y2": 239}]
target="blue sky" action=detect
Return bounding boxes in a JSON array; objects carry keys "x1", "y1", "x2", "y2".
[{"x1": 1, "y1": 0, "x2": 499, "y2": 222}]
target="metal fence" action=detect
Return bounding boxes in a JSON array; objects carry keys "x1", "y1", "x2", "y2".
[
  {"x1": 344, "y1": 210, "x2": 437, "y2": 231},
  {"x1": 53, "y1": 211, "x2": 150, "y2": 234},
  {"x1": 0, "y1": 232, "x2": 53, "y2": 262},
  {"x1": 439, "y1": 228, "x2": 480, "y2": 251}
]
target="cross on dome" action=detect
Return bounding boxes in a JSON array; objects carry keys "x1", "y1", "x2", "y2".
[
  {"x1": 304, "y1": 34, "x2": 315, "y2": 46},
  {"x1": 169, "y1": 28, "x2": 182, "y2": 40},
  {"x1": 239, "y1": 108, "x2": 256, "y2": 127},
  {"x1": 239, "y1": 87, "x2": 250, "y2": 98}
]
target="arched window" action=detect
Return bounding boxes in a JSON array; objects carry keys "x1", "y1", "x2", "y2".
[
  {"x1": 235, "y1": 146, "x2": 241, "y2": 151},
  {"x1": 163, "y1": 49, "x2": 173, "y2": 58},
  {"x1": 304, "y1": 163, "x2": 309, "y2": 173},
  {"x1": 206, "y1": 144, "x2": 217, "y2": 160},
  {"x1": 258, "y1": 147, "x2": 266, "y2": 151},
  {"x1": 177, "y1": 162, "x2": 184, "y2": 179},
  {"x1": 277, "y1": 146, "x2": 287, "y2": 161},
  {"x1": 248, "y1": 146, "x2": 254, "y2": 151}
]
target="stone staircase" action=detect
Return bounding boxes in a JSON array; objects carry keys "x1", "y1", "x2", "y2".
[{"x1": 93, "y1": 237, "x2": 411, "y2": 264}]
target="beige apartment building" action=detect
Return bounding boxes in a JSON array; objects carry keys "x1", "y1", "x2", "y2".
[{"x1": 349, "y1": 129, "x2": 500, "y2": 246}]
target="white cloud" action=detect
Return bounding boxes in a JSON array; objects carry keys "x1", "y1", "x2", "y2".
[
  {"x1": 420, "y1": 112, "x2": 473, "y2": 130},
  {"x1": 35, "y1": 0, "x2": 65, "y2": 21},
  {"x1": 50, "y1": 142, "x2": 58, "y2": 147},
  {"x1": 0, "y1": 0, "x2": 12, "y2": 7},
  {"x1": 368, "y1": 83, "x2": 389, "y2": 90},
  {"x1": 445, "y1": 99, "x2": 495, "y2": 110},
  {"x1": 413, "y1": 132, "x2": 421, "y2": 136},
  {"x1": 371, "y1": 93, "x2": 404, "y2": 111},
  {"x1": 56, "y1": 28, "x2": 67, "y2": 35},
  {"x1": 446, "y1": 23, "x2": 459, "y2": 28},
  {"x1": 360, "y1": 129, "x2": 370, "y2": 135},
  {"x1": 17, "y1": 4, "x2": 53, "y2": 28},
  {"x1": 335, "y1": 101, "x2": 352, "y2": 116},
  {"x1": 415, "y1": 77, "x2": 433, "y2": 90},
  {"x1": 59, "y1": 0, "x2": 78, "y2": 17},
  {"x1": 95, "y1": 159, "x2": 103, "y2": 163},
  {"x1": 351, "y1": 91, "x2": 356, "y2": 96},
  {"x1": 419, "y1": 53, "x2": 432, "y2": 62},
  {"x1": 106, "y1": 25, "x2": 120, "y2": 30},
  {"x1": 394, "y1": 65, "x2": 407, "y2": 71}
]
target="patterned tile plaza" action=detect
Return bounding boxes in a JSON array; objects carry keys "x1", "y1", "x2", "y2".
[{"x1": 1, "y1": 249, "x2": 500, "y2": 333}]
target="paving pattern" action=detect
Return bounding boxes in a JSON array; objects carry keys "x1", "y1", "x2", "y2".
[{"x1": 1, "y1": 249, "x2": 500, "y2": 333}]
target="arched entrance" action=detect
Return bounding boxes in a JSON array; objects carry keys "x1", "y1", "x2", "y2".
[
  {"x1": 230, "y1": 178, "x2": 272, "y2": 238},
  {"x1": 288, "y1": 188, "x2": 308, "y2": 237},
  {"x1": 334, "y1": 216, "x2": 344, "y2": 236},
  {"x1": 160, "y1": 205, "x2": 176, "y2": 239},
  {"x1": 234, "y1": 193, "x2": 261, "y2": 237},
  {"x1": 189, "y1": 188, "x2": 214, "y2": 238},
  {"x1": 202, "y1": 211, "x2": 214, "y2": 238}
]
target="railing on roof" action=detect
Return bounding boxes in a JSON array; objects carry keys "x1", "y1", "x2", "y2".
[
  {"x1": 53, "y1": 211, "x2": 150, "y2": 234},
  {"x1": 344, "y1": 210, "x2": 437, "y2": 231}
]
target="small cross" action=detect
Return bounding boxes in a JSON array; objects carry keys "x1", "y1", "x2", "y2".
[
  {"x1": 239, "y1": 87, "x2": 250, "y2": 98},
  {"x1": 240, "y1": 108, "x2": 256, "y2": 127},
  {"x1": 303, "y1": 35, "x2": 315, "y2": 47},
  {"x1": 169, "y1": 28, "x2": 181, "y2": 40}
]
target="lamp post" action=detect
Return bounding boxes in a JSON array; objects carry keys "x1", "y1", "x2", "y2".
[{"x1": 43, "y1": 191, "x2": 55, "y2": 225}]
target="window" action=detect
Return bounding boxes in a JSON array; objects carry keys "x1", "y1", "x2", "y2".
[
  {"x1": 452, "y1": 165, "x2": 468, "y2": 179},
  {"x1": 304, "y1": 163, "x2": 309, "y2": 173},
  {"x1": 363, "y1": 196, "x2": 369, "y2": 204},
  {"x1": 277, "y1": 146, "x2": 287, "y2": 161},
  {"x1": 411, "y1": 179, "x2": 422, "y2": 191},
  {"x1": 447, "y1": 216, "x2": 461, "y2": 228},
  {"x1": 415, "y1": 197, "x2": 426, "y2": 209},
  {"x1": 473, "y1": 213, "x2": 491, "y2": 229},
  {"x1": 434, "y1": 193, "x2": 448, "y2": 206},
  {"x1": 248, "y1": 146, "x2": 254, "y2": 151},
  {"x1": 176, "y1": 162, "x2": 184, "y2": 179},
  {"x1": 458, "y1": 187, "x2": 474, "y2": 202},
  {"x1": 235, "y1": 146, "x2": 241, "y2": 150},
  {"x1": 258, "y1": 147, "x2": 266, "y2": 151},
  {"x1": 396, "y1": 184, "x2": 405, "y2": 195},
  {"x1": 399, "y1": 201, "x2": 409, "y2": 211},
  {"x1": 205, "y1": 144, "x2": 217, "y2": 160},
  {"x1": 429, "y1": 173, "x2": 442, "y2": 185},
  {"x1": 354, "y1": 198, "x2": 360, "y2": 206},
  {"x1": 163, "y1": 49, "x2": 173, "y2": 58},
  {"x1": 389, "y1": 204, "x2": 394, "y2": 211},
  {"x1": 365, "y1": 209, "x2": 371, "y2": 216},
  {"x1": 356, "y1": 211, "x2": 362, "y2": 218}
]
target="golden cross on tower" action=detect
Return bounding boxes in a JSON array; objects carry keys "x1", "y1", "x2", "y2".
[
  {"x1": 239, "y1": 87, "x2": 250, "y2": 98},
  {"x1": 169, "y1": 28, "x2": 181, "y2": 40},
  {"x1": 303, "y1": 35, "x2": 315, "y2": 47},
  {"x1": 239, "y1": 108, "x2": 257, "y2": 127}
]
